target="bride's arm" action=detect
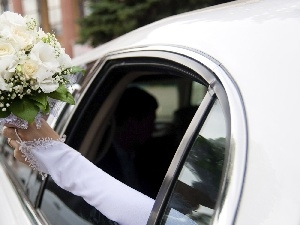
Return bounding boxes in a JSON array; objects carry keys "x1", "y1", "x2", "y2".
[
  {"x1": 32, "y1": 141, "x2": 154, "y2": 225},
  {"x1": 2, "y1": 120, "x2": 154, "y2": 225}
]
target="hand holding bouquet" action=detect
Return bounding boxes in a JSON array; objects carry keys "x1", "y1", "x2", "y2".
[{"x1": 0, "y1": 11, "x2": 83, "y2": 126}]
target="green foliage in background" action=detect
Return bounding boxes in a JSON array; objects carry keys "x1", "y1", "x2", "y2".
[{"x1": 77, "y1": 0, "x2": 233, "y2": 47}]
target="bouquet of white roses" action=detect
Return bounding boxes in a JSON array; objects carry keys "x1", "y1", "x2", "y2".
[{"x1": 0, "y1": 11, "x2": 83, "y2": 125}]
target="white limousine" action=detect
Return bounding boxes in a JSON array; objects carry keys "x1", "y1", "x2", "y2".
[{"x1": 1, "y1": 0, "x2": 299, "y2": 224}]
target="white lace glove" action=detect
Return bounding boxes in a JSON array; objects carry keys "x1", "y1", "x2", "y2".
[{"x1": 19, "y1": 140, "x2": 154, "y2": 225}]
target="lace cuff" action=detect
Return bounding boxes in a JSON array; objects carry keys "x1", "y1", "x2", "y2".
[{"x1": 18, "y1": 136, "x2": 66, "y2": 180}]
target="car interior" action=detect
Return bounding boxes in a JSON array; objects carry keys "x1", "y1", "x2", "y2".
[{"x1": 71, "y1": 64, "x2": 207, "y2": 198}]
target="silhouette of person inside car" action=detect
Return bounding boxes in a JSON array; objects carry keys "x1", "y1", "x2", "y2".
[{"x1": 97, "y1": 86, "x2": 158, "y2": 191}]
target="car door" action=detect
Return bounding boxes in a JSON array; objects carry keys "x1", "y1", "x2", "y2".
[{"x1": 0, "y1": 45, "x2": 246, "y2": 225}]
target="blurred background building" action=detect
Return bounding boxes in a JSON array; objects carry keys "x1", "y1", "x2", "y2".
[{"x1": 0, "y1": 0, "x2": 92, "y2": 58}]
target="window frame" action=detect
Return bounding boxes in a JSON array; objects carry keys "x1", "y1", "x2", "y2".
[
  {"x1": 139, "y1": 46, "x2": 247, "y2": 225},
  {"x1": 49, "y1": 45, "x2": 247, "y2": 225},
  {"x1": 0, "y1": 45, "x2": 246, "y2": 225}
]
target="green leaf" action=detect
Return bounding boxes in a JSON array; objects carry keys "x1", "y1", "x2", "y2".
[
  {"x1": 28, "y1": 93, "x2": 48, "y2": 111},
  {"x1": 10, "y1": 99, "x2": 40, "y2": 122},
  {"x1": 48, "y1": 85, "x2": 75, "y2": 105},
  {"x1": 44, "y1": 101, "x2": 50, "y2": 114},
  {"x1": 70, "y1": 66, "x2": 85, "y2": 74},
  {"x1": 32, "y1": 99, "x2": 50, "y2": 114},
  {"x1": 0, "y1": 109, "x2": 11, "y2": 118}
]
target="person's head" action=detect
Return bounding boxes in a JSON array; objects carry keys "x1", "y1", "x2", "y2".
[{"x1": 115, "y1": 86, "x2": 158, "y2": 147}]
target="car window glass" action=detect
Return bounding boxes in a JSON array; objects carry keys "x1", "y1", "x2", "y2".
[
  {"x1": 27, "y1": 171, "x2": 43, "y2": 204},
  {"x1": 191, "y1": 82, "x2": 207, "y2": 105},
  {"x1": 40, "y1": 177, "x2": 117, "y2": 225},
  {"x1": 161, "y1": 99, "x2": 226, "y2": 225},
  {"x1": 0, "y1": 139, "x2": 29, "y2": 187}
]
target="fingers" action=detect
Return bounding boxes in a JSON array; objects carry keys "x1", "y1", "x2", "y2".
[
  {"x1": 2, "y1": 126, "x2": 21, "y2": 140},
  {"x1": 7, "y1": 138, "x2": 13, "y2": 147},
  {"x1": 7, "y1": 138, "x2": 19, "y2": 149},
  {"x1": 14, "y1": 149, "x2": 28, "y2": 165},
  {"x1": 6, "y1": 134, "x2": 29, "y2": 166},
  {"x1": 2, "y1": 118, "x2": 60, "y2": 142},
  {"x1": 2, "y1": 118, "x2": 60, "y2": 168}
]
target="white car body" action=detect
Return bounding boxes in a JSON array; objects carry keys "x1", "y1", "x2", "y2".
[
  {"x1": 0, "y1": 165, "x2": 33, "y2": 225},
  {"x1": 1, "y1": 0, "x2": 300, "y2": 224},
  {"x1": 73, "y1": 1, "x2": 300, "y2": 222}
]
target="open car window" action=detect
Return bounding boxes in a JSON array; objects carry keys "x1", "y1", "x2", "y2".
[
  {"x1": 2, "y1": 47, "x2": 242, "y2": 225},
  {"x1": 39, "y1": 53, "x2": 212, "y2": 224}
]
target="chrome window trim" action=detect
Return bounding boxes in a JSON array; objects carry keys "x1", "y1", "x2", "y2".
[
  {"x1": 104, "y1": 45, "x2": 247, "y2": 225},
  {"x1": 210, "y1": 65, "x2": 248, "y2": 225},
  {"x1": 53, "y1": 44, "x2": 247, "y2": 225},
  {"x1": 149, "y1": 89, "x2": 217, "y2": 224},
  {"x1": 54, "y1": 49, "x2": 212, "y2": 142},
  {"x1": 97, "y1": 45, "x2": 247, "y2": 225},
  {"x1": 149, "y1": 46, "x2": 247, "y2": 225}
]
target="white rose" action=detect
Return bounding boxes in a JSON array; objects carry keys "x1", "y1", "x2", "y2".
[
  {"x1": 57, "y1": 51, "x2": 72, "y2": 68},
  {"x1": 28, "y1": 41, "x2": 63, "y2": 93},
  {"x1": 30, "y1": 41, "x2": 60, "y2": 72},
  {"x1": 39, "y1": 76, "x2": 59, "y2": 93},
  {"x1": 0, "y1": 41, "x2": 15, "y2": 57},
  {"x1": 18, "y1": 61, "x2": 59, "y2": 93},
  {"x1": 0, "y1": 12, "x2": 37, "y2": 50},
  {"x1": 33, "y1": 66, "x2": 59, "y2": 93},
  {"x1": 0, "y1": 11, "x2": 27, "y2": 28},
  {"x1": 26, "y1": 63, "x2": 58, "y2": 93},
  {"x1": 0, "y1": 25, "x2": 12, "y2": 40},
  {"x1": 0, "y1": 13, "x2": 23, "y2": 43},
  {"x1": 20, "y1": 60, "x2": 39, "y2": 79},
  {"x1": 0, "y1": 41, "x2": 17, "y2": 74},
  {"x1": 11, "y1": 26, "x2": 36, "y2": 50},
  {"x1": 0, "y1": 24, "x2": 36, "y2": 51}
]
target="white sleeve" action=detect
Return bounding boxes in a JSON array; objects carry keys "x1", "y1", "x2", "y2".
[{"x1": 19, "y1": 140, "x2": 154, "y2": 225}]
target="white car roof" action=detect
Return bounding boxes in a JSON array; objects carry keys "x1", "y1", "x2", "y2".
[{"x1": 72, "y1": 0, "x2": 300, "y2": 68}]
